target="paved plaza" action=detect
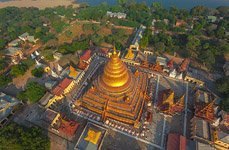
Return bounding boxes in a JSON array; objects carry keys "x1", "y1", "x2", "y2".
[{"x1": 11, "y1": 55, "x2": 197, "y2": 150}]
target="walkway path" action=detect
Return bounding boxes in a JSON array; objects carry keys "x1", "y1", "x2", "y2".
[
  {"x1": 154, "y1": 75, "x2": 160, "y2": 106},
  {"x1": 160, "y1": 116, "x2": 167, "y2": 148},
  {"x1": 183, "y1": 82, "x2": 189, "y2": 136}
]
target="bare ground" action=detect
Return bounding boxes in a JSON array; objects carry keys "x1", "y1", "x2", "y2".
[{"x1": 0, "y1": 0, "x2": 79, "y2": 9}]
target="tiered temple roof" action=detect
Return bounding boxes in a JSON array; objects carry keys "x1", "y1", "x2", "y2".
[
  {"x1": 194, "y1": 89, "x2": 216, "y2": 123},
  {"x1": 195, "y1": 100, "x2": 215, "y2": 123},
  {"x1": 76, "y1": 48, "x2": 148, "y2": 127},
  {"x1": 157, "y1": 89, "x2": 185, "y2": 115}
]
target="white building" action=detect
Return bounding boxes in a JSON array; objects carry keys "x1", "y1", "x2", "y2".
[{"x1": 107, "y1": 11, "x2": 127, "y2": 19}]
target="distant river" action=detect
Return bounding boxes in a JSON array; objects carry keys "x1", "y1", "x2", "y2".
[{"x1": 76, "y1": 0, "x2": 229, "y2": 9}]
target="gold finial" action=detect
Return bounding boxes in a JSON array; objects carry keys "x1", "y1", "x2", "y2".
[{"x1": 113, "y1": 45, "x2": 117, "y2": 55}]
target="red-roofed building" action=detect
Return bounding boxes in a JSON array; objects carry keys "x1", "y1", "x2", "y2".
[
  {"x1": 52, "y1": 86, "x2": 63, "y2": 97},
  {"x1": 175, "y1": 20, "x2": 187, "y2": 27},
  {"x1": 100, "y1": 48, "x2": 109, "y2": 54},
  {"x1": 78, "y1": 50, "x2": 92, "y2": 70},
  {"x1": 52, "y1": 78, "x2": 74, "y2": 96},
  {"x1": 80, "y1": 50, "x2": 91, "y2": 61},
  {"x1": 59, "y1": 119, "x2": 79, "y2": 136},
  {"x1": 178, "y1": 58, "x2": 190, "y2": 73},
  {"x1": 167, "y1": 58, "x2": 174, "y2": 69},
  {"x1": 59, "y1": 78, "x2": 73, "y2": 89},
  {"x1": 167, "y1": 133, "x2": 186, "y2": 150}
]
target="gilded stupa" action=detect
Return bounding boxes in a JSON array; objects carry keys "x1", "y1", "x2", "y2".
[
  {"x1": 76, "y1": 47, "x2": 149, "y2": 127},
  {"x1": 97, "y1": 47, "x2": 134, "y2": 94}
]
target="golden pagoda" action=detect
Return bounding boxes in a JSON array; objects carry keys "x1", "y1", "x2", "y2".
[
  {"x1": 97, "y1": 47, "x2": 134, "y2": 93},
  {"x1": 76, "y1": 47, "x2": 148, "y2": 127}
]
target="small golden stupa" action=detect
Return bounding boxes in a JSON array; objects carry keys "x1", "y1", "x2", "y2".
[
  {"x1": 125, "y1": 48, "x2": 135, "y2": 60},
  {"x1": 76, "y1": 47, "x2": 148, "y2": 127},
  {"x1": 69, "y1": 66, "x2": 78, "y2": 78},
  {"x1": 84, "y1": 128, "x2": 101, "y2": 145}
]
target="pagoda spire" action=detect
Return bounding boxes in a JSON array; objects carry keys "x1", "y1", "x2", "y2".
[
  {"x1": 113, "y1": 45, "x2": 117, "y2": 55},
  {"x1": 195, "y1": 100, "x2": 215, "y2": 122}
]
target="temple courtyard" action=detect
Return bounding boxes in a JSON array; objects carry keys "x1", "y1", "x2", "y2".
[{"x1": 11, "y1": 50, "x2": 195, "y2": 150}]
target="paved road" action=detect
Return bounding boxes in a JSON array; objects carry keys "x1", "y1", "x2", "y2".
[
  {"x1": 183, "y1": 82, "x2": 189, "y2": 136},
  {"x1": 161, "y1": 116, "x2": 167, "y2": 148},
  {"x1": 154, "y1": 75, "x2": 160, "y2": 106}
]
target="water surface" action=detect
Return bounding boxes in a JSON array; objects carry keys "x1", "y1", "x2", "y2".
[{"x1": 77, "y1": 0, "x2": 229, "y2": 9}]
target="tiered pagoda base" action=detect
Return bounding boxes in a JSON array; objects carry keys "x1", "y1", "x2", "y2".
[{"x1": 76, "y1": 71, "x2": 148, "y2": 127}]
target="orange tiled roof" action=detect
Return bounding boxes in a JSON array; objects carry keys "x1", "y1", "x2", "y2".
[
  {"x1": 59, "y1": 119, "x2": 79, "y2": 136},
  {"x1": 78, "y1": 60, "x2": 89, "y2": 70},
  {"x1": 59, "y1": 78, "x2": 73, "y2": 89},
  {"x1": 52, "y1": 78, "x2": 73, "y2": 96},
  {"x1": 80, "y1": 50, "x2": 91, "y2": 61},
  {"x1": 69, "y1": 66, "x2": 78, "y2": 78}
]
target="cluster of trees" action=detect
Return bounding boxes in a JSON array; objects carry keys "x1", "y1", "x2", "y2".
[
  {"x1": 10, "y1": 58, "x2": 34, "y2": 77},
  {"x1": 0, "y1": 6, "x2": 79, "y2": 49},
  {"x1": 104, "y1": 28, "x2": 128, "y2": 49},
  {"x1": 0, "y1": 123, "x2": 50, "y2": 150},
  {"x1": 83, "y1": 23, "x2": 101, "y2": 32},
  {"x1": 31, "y1": 67, "x2": 44, "y2": 78},
  {"x1": 17, "y1": 82, "x2": 46, "y2": 103},
  {"x1": 140, "y1": 26, "x2": 228, "y2": 69},
  {"x1": 58, "y1": 38, "x2": 89, "y2": 54},
  {"x1": 216, "y1": 76, "x2": 229, "y2": 112},
  {"x1": 0, "y1": 75, "x2": 12, "y2": 87},
  {"x1": 74, "y1": 1, "x2": 228, "y2": 69},
  {"x1": 0, "y1": 58, "x2": 7, "y2": 70}
]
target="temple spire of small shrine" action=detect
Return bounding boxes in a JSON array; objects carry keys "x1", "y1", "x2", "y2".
[{"x1": 113, "y1": 45, "x2": 117, "y2": 55}]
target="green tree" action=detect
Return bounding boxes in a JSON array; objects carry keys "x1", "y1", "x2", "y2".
[
  {"x1": 151, "y1": 2, "x2": 162, "y2": 11},
  {"x1": 10, "y1": 64, "x2": 28, "y2": 77},
  {"x1": 190, "y1": 6, "x2": 207, "y2": 16},
  {"x1": 220, "y1": 97, "x2": 229, "y2": 112},
  {"x1": 216, "y1": 76, "x2": 229, "y2": 112},
  {"x1": 215, "y1": 26, "x2": 225, "y2": 39},
  {"x1": 118, "y1": 0, "x2": 128, "y2": 6},
  {"x1": 199, "y1": 50, "x2": 215, "y2": 68},
  {"x1": 31, "y1": 67, "x2": 44, "y2": 78},
  {"x1": 0, "y1": 123, "x2": 50, "y2": 150},
  {"x1": 17, "y1": 82, "x2": 46, "y2": 103},
  {"x1": 0, "y1": 39, "x2": 6, "y2": 50},
  {"x1": 216, "y1": 76, "x2": 229, "y2": 95},
  {"x1": 154, "y1": 21, "x2": 167, "y2": 31},
  {"x1": 217, "y1": 6, "x2": 229, "y2": 17},
  {"x1": 0, "y1": 59, "x2": 6, "y2": 70},
  {"x1": 139, "y1": 36, "x2": 149, "y2": 49},
  {"x1": 186, "y1": 35, "x2": 200, "y2": 57},
  {"x1": 0, "y1": 75, "x2": 11, "y2": 87},
  {"x1": 155, "y1": 42, "x2": 165, "y2": 52}
]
